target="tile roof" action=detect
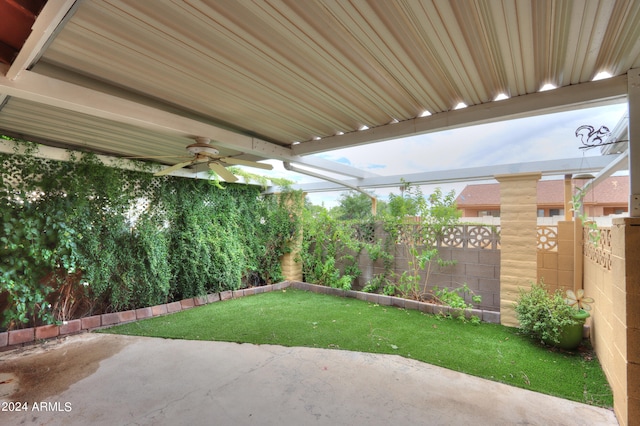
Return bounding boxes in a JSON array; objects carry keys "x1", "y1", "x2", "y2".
[{"x1": 456, "y1": 176, "x2": 629, "y2": 207}]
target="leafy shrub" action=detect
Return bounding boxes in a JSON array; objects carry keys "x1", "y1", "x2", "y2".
[
  {"x1": 515, "y1": 281, "x2": 578, "y2": 344},
  {"x1": 431, "y1": 284, "x2": 482, "y2": 323},
  {"x1": 362, "y1": 273, "x2": 390, "y2": 293},
  {"x1": 301, "y1": 209, "x2": 363, "y2": 289},
  {"x1": 433, "y1": 284, "x2": 481, "y2": 309},
  {"x1": 0, "y1": 142, "x2": 300, "y2": 328}
]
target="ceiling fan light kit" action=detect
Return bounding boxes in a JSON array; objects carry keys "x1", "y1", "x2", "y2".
[{"x1": 186, "y1": 144, "x2": 219, "y2": 157}]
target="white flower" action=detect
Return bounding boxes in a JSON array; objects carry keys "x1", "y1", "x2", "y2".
[
  {"x1": 260, "y1": 217, "x2": 266, "y2": 225},
  {"x1": 81, "y1": 281, "x2": 90, "y2": 287}
]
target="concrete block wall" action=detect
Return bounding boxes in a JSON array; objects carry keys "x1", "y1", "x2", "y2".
[
  {"x1": 623, "y1": 219, "x2": 640, "y2": 426},
  {"x1": 348, "y1": 236, "x2": 501, "y2": 311},
  {"x1": 584, "y1": 233, "x2": 619, "y2": 422},
  {"x1": 430, "y1": 248, "x2": 500, "y2": 311},
  {"x1": 537, "y1": 221, "x2": 574, "y2": 294},
  {"x1": 583, "y1": 218, "x2": 640, "y2": 426}
]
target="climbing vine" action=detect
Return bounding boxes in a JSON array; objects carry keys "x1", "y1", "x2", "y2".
[
  {"x1": 0, "y1": 139, "x2": 299, "y2": 329},
  {"x1": 301, "y1": 208, "x2": 371, "y2": 290}
]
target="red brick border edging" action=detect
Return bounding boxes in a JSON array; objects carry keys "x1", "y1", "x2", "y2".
[{"x1": 0, "y1": 281, "x2": 291, "y2": 351}]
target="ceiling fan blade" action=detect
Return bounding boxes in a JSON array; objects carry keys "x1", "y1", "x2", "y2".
[
  {"x1": 209, "y1": 163, "x2": 238, "y2": 182},
  {"x1": 153, "y1": 160, "x2": 194, "y2": 176},
  {"x1": 221, "y1": 157, "x2": 274, "y2": 170}
]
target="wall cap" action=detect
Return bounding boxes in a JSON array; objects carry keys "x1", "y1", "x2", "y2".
[{"x1": 494, "y1": 172, "x2": 542, "y2": 182}]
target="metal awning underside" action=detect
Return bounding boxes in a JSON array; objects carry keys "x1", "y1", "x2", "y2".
[{"x1": 1, "y1": 0, "x2": 639, "y2": 185}]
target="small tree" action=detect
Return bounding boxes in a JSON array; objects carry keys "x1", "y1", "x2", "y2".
[
  {"x1": 381, "y1": 183, "x2": 461, "y2": 300},
  {"x1": 330, "y1": 190, "x2": 387, "y2": 220}
]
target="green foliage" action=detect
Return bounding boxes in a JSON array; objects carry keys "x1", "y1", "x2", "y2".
[
  {"x1": 0, "y1": 141, "x2": 300, "y2": 329},
  {"x1": 424, "y1": 187, "x2": 462, "y2": 234},
  {"x1": 228, "y1": 166, "x2": 294, "y2": 189},
  {"x1": 379, "y1": 183, "x2": 463, "y2": 301},
  {"x1": 382, "y1": 283, "x2": 396, "y2": 296},
  {"x1": 387, "y1": 182, "x2": 418, "y2": 217},
  {"x1": 515, "y1": 281, "x2": 579, "y2": 344},
  {"x1": 432, "y1": 284, "x2": 482, "y2": 323},
  {"x1": 302, "y1": 182, "x2": 471, "y2": 308},
  {"x1": 571, "y1": 186, "x2": 601, "y2": 246},
  {"x1": 301, "y1": 208, "x2": 362, "y2": 288},
  {"x1": 433, "y1": 284, "x2": 482, "y2": 309},
  {"x1": 330, "y1": 191, "x2": 382, "y2": 221},
  {"x1": 361, "y1": 273, "x2": 390, "y2": 293}
]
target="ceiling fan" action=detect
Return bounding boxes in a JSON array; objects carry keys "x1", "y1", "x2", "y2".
[{"x1": 153, "y1": 137, "x2": 273, "y2": 181}]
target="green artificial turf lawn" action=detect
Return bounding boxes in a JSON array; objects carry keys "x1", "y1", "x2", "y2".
[{"x1": 100, "y1": 289, "x2": 613, "y2": 407}]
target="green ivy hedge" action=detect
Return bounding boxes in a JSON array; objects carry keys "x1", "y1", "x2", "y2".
[{"x1": 0, "y1": 143, "x2": 300, "y2": 330}]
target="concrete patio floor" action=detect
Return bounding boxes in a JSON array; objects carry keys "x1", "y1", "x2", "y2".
[{"x1": 0, "y1": 333, "x2": 618, "y2": 426}]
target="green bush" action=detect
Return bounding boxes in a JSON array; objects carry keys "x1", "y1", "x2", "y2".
[
  {"x1": 301, "y1": 208, "x2": 364, "y2": 289},
  {"x1": 0, "y1": 141, "x2": 300, "y2": 328},
  {"x1": 515, "y1": 281, "x2": 578, "y2": 344}
]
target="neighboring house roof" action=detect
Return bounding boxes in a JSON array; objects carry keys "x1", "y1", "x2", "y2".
[
  {"x1": 456, "y1": 183, "x2": 501, "y2": 206},
  {"x1": 456, "y1": 176, "x2": 629, "y2": 208}
]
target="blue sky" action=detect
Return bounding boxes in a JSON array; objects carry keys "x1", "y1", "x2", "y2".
[{"x1": 260, "y1": 102, "x2": 628, "y2": 208}]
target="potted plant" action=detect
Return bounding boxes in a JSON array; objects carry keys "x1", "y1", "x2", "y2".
[
  {"x1": 515, "y1": 281, "x2": 593, "y2": 350},
  {"x1": 560, "y1": 288, "x2": 594, "y2": 349}
]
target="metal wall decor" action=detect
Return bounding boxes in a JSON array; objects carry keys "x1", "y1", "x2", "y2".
[{"x1": 575, "y1": 125, "x2": 626, "y2": 150}]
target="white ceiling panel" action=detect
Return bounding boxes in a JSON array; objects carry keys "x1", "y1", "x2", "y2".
[{"x1": 0, "y1": 0, "x2": 639, "y2": 173}]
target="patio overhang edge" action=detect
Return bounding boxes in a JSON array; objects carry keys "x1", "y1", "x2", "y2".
[
  {"x1": 271, "y1": 155, "x2": 624, "y2": 194},
  {"x1": 292, "y1": 75, "x2": 628, "y2": 156}
]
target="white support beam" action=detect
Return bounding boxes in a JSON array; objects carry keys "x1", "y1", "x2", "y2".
[
  {"x1": 277, "y1": 155, "x2": 622, "y2": 194},
  {"x1": 0, "y1": 71, "x2": 371, "y2": 178},
  {"x1": 4, "y1": 0, "x2": 78, "y2": 80},
  {"x1": 283, "y1": 162, "x2": 367, "y2": 195},
  {"x1": 0, "y1": 71, "x2": 276, "y2": 152},
  {"x1": 0, "y1": 138, "x2": 188, "y2": 176},
  {"x1": 293, "y1": 76, "x2": 628, "y2": 156},
  {"x1": 628, "y1": 68, "x2": 640, "y2": 217},
  {"x1": 0, "y1": 139, "x2": 262, "y2": 184},
  {"x1": 583, "y1": 152, "x2": 629, "y2": 193},
  {"x1": 289, "y1": 155, "x2": 379, "y2": 179}
]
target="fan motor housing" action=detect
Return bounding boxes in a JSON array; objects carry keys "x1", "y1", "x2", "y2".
[{"x1": 186, "y1": 143, "x2": 219, "y2": 156}]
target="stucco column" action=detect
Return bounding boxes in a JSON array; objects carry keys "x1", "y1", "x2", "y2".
[
  {"x1": 495, "y1": 173, "x2": 541, "y2": 327},
  {"x1": 629, "y1": 68, "x2": 640, "y2": 217},
  {"x1": 279, "y1": 191, "x2": 305, "y2": 282},
  {"x1": 564, "y1": 174, "x2": 573, "y2": 221}
]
